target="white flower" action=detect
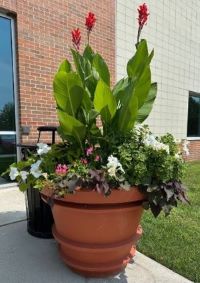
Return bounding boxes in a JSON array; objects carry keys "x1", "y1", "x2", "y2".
[
  {"x1": 30, "y1": 160, "x2": 42, "y2": 178},
  {"x1": 99, "y1": 126, "x2": 104, "y2": 135},
  {"x1": 107, "y1": 155, "x2": 125, "y2": 179},
  {"x1": 107, "y1": 155, "x2": 124, "y2": 172},
  {"x1": 144, "y1": 134, "x2": 169, "y2": 154},
  {"x1": 20, "y1": 171, "x2": 29, "y2": 181},
  {"x1": 42, "y1": 173, "x2": 48, "y2": 179},
  {"x1": 175, "y1": 153, "x2": 181, "y2": 159},
  {"x1": 144, "y1": 134, "x2": 157, "y2": 146},
  {"x1": 9, "y1": 167, "x2": 19, "y2": 180},
  {"x1": 182, "y1": 140, "x2": 190, "y2": 156},
  {"x1": 107, "y1": 166, "x2": 116, "y2": 178},
  {"x1": 134, "y1": 124, "x2": 143, "y2": 132},
  {"x1": 120, "y1": 181, "x2": 131, "y2": 191},
  {"x1": 37, "y1": 143, "x2": 51, "y2": 155}
]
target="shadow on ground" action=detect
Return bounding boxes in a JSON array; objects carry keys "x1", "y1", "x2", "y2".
[{"x1": 0, "y1": 210, "x2": 26, "y2": 226}]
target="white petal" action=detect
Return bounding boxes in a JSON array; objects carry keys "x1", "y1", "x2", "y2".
[
  {"x1": 20, "y1": 171, "x2": 29, "y2": 181},
  {"x1": 9, "y1": 167, "x2": 19, "y2": 181}
]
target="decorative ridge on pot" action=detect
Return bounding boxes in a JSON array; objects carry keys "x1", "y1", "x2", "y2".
[{"x1": 3, "y1": 3, "x2": 190, "y2": 278}]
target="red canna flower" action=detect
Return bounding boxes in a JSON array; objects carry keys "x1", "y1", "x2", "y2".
[
  {"x1": 85, "y1": 12, "x2": 96, "y2": 32},
  {"x1": 137, "y1": 3, "x2": 149, "y2": 29},
  {"x1": 71, "y1": 28, "x2": 81, "y2": 50},
  {"x1": 137, "y1": 3, "x2": 149, "y2": 43}
]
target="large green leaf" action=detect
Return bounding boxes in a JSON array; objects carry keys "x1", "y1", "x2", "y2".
[
  {"x1": 115, "y1": 83, "x2": 138, "y2": 132},
  {"x1": 57, "y1": 110, "x2": 86, "y2": 147},
  {"x1": 72, "y1": 48, "x2": 97, "y2": 99},
  {"x1": 93, "y1": 53, "x2": 110, "y2": 86},
  {"x1": 71, "y1": 49, "x2": 85, "y2": 84},
  {"x1": 81, "y1": 90, "x2": 92, "y2": 112},
  {"x1": 137, "y1": 83, "x2": 157, "y2": 123},
  {"x1": 134, "y1": 66, "x2": 151, "y2": 108},
  {"x1": 94, "y1": 80, "x2": 117, "y2": 122},
  {"x1": 83, "y1": 45, "x2": 95, "y2": 63},
  {"x1": 127, "y1": 39, "x2": 153, "y2": 81},
  {"x1": 112, "y1": 77, "x2": 129, "y2": 98},
  {"x1": 53, "y1": 72, "x2": 84, "y2": 116},
  {"x1": 58, "y1": 58, "x2": 72, "y2": 72},
  {"x1": 117, "y1": 63, "x2": 151, "y2": 117}
]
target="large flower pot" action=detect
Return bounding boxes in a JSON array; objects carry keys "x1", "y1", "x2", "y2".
[{"x1": 41, "y1": 187, "x2": 145, "y2": 278}]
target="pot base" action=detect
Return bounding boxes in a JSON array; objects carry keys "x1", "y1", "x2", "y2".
[
  {"x1": 53, "y1": 225, "x2": 142, "y2": 278},
  {"x1": 60, "y1": 245, "x2": 136, "y2": 278}
]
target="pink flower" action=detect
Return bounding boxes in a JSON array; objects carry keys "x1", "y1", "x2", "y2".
[
  {"x1": 86, "y1": 146, "x2": 94, "y2": 156},
  {"x1": 55, "y1": 164, "x2": 68, "y2": 175},
  {"x1": 94, "y1": 155, "x2": 100, "y2": 162},
  {"x1": 81, "y1": 158, "x2": 88, "y2": 165}
]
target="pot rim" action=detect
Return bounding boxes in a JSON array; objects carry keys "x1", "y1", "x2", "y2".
[{"x1": 41, "y1": 186, "x2": 145, "y2": 205}]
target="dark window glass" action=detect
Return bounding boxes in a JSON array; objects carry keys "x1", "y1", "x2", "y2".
[
  {"x1": 0, "y1": 134, "x2": 16, "y2": 174},
  {"x1": 0, "y1": 16, "x2": 16, "y2": 175},
  {"x1": 187, "y1": 92, "x2": 200, "y2": 137},
  {"x1": 0, "y1": 16, "x2": 15, "y2": 131}
]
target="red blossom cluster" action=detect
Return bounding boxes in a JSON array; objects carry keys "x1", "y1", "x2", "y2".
[
  {"x1": 85, "y1": 12, "x2": 96, "y2": 32},
  {"x1": 137, "y1": 3, "x2": 149, "y2": 29},
  {"x1": 137, "y1": 3, "x2": 149, "y2": 43},
  {"x1": 71, "y1": 28, "x2": 81, "y2": 50},
  {"x1": 71, "y1": 12, "x2": 96, "y2": 50}
]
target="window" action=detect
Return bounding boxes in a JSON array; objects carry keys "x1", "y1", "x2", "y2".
[
  {"x1": 0, "y1": 15, "x2": 17, "y2": 175},
  {"x1": 187, "y1": 92, "x2": 200, "y2": 137}
]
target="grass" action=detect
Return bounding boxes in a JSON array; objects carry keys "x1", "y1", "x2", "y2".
[{"x1": 138, "y1": 161, "x2": 200, "y2": 282}]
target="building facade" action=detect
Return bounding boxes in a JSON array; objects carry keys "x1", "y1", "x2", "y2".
[
  {"x1": 116, "y1": 0, "x2": 200, "y2": 160},
  {"x1": 0, "y1": 0, "x2": 199, "y2": 175}
]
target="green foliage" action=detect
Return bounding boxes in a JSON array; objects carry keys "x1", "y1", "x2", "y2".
[
  {"x1": 137, "y1": 83, "x2": 157, "y2": 123},
  {"x1": 54, "y1": 72, "x2": 84, "y2": 115},
  {"x1": 94, "y1": 80, "x2": 117, "y2": 123},
  {"x1": 116, "y1": 126, "x2": 187, "y2": 216},
  {"x1": 57, "y1": 110, "x2": 86, "y2": 147},
  {"x1": 58, "y1": 58, "x2": 72, "y2": 73},
  {"x1": 53, "y1": 39, "x2": 156, "y2": 150},
  {"x1": 92, "y1": 53, "x2": 110, "y2": 85},
  {"x1": 114, "y1": 82, "x2": 139, "y2": 132}
]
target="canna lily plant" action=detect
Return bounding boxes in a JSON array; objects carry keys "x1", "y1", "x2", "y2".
[
  {"x1": 54, "y1": 7, "x2": 155, "y2": 155},
  {"x1": 4, "y1": 4, "x2": 189, "y2": 217}
]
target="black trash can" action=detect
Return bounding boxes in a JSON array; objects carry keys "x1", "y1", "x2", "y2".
[
  {"x1": 25, "y1": 186, "x2": 54, "y2": 238},
  {"x1": 18, "y1": 125, "x2": 57, "y2": 238}
]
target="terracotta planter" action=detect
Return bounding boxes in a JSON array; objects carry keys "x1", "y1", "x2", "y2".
[{"x1": 41, "y1": 187, "x2": 145, "y2": 278}]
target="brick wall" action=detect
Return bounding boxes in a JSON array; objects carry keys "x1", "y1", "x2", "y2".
[
  {"x1": 0, "y1": 0, "x2": 115, "y2": 143},
  {"x1": 184, "y1": 140, "x2": 200, "y2": 161}
]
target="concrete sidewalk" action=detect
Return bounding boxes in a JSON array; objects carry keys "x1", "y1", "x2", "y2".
[{"x1": 0, "y1": 186, "x2": 192, "y2": 283}]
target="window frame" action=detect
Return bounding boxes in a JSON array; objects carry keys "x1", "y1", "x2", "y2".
[{"x1": 0, "y1": 13, "x2": 20, "y2": 160}]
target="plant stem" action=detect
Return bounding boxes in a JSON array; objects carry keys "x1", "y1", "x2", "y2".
[
  {"x1": 137, "y1": 26, "x2": 142, "y2": 44},
  {"x1": 87, "y1": 31, "x2": 90, "y2": 45}
]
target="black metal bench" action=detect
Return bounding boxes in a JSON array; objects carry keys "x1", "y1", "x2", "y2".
[{"x1": 17, "y1": 126, "x2": 58, "y2": 160}]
